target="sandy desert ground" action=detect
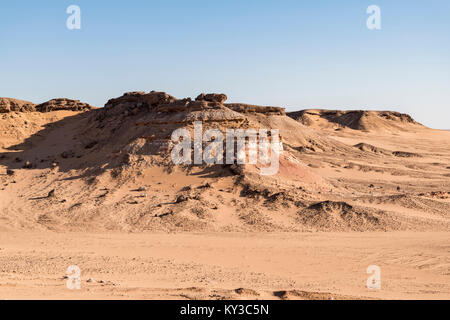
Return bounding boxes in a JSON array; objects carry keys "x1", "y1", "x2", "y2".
[
  {"x1": 0, "y1": 232, "x2": 449, "y2": 300},
  {"x1": 0, "y1": 93, "x2": 449, "y2": 299}
]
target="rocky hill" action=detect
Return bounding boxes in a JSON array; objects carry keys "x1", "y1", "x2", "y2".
[
  {"x1": 0, "y1": 91, "x2": 449, "y2": 233},
  {"x1": 288, "y1": 109, "x2": 423, "y2": 131}
]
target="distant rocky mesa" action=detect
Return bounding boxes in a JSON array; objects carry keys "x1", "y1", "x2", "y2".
[
  {"x1": 288, "y1": 109, "x2": 422, "y2": 131},
  {"x1": 0, "y1": 97, "x2": 94, "y2": 113}
]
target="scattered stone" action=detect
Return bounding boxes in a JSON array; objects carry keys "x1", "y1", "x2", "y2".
[
  {"x1": 47, "y1": 189, "x2": 55, "y2": 198},
  {"x1": 158, "y1": 210, "x2": 174, "y2": 218},
  {"x1": 197, "y1": 183, "x2": 211, "y2": 189},
  {"x1": 176, "y1": 195, "x2": 188, "y2": 203},
  {"x1": 23, "y1": 161, "x2": 33, "y2": 169},
  {"x1": 6, "y1": 169, "x2": 14, "y2": 176},
  {"x1": 70, "y1": 203, "x2": 82, "y2": 209},
  {"x1": 85, "y1": 141, "x2": 98, "y2": 149},
  {"x1": 61, "y1": 151, "x2": 75, "y2": 159},
  {"x1": 98, "y1": 191, "x2": 109, "y2": 198}
]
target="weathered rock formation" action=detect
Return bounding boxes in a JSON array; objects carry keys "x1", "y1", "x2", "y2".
[
  {"x1": 0, "y1": 98, "x2": 36, "y2": 113},
  {"x1": 92, "y1": 91, "x2": 297, "y2": 168},
  {"x1": 196, "y1": 93, "x2": 228, "y2": 104},
  {"x1": 104, "y1": 91, "x2": 246, "y2": 125},
  {"x1": 105, "y1": 91, "x2": 177, "y2": 110},
  {"x1": 35, "y1": 98, "x2": 94, "y2": 112},
  {"x1": 226, "y1": 103, "x2": 285, "y2": 116}
]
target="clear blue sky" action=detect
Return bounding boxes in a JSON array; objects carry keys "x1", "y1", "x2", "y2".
[{"x1": 1, "y1": 0, "x2": 449, "y2": 128}]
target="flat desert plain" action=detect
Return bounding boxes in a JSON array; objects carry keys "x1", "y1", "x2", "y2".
[{"x1": 0, "y1": 232, "x2": 449, "y2": 300}]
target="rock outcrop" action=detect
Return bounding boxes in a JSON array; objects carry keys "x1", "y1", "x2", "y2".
[
  {"x1": 196, "y1": 93, "x2": 228, "y2": 104},
  {"x1": 104, "y1": 91, "x2": 286, "y2": 120},
  {"x1": 92, "y1": 91, "x2": 303, "y2": 170},
  {"x1": 0, "y1": 98, "x2": 36, "y2": 113},
  {"x1": 35, "y1": 98, "x2": 94, "y2": 112},
  {"x1": 226, "y1": 103, "x2": 285, "y2": 115},
  {"x1": 104, "y1": 91, "x2": 246, "y2": 125},
  {"x1": 105, "y1": 91, "x2": 177, "y2": 110}
]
